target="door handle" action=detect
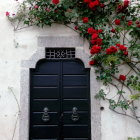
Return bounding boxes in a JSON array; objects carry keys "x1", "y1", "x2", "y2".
[
  {"x1": 71, "y1": 107, "x2": 79, "y2": 122},
  {"x1": 42, "y1": 107, "x2": 50, "y2": 122}
]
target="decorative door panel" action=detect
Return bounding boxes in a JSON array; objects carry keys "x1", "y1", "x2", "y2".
[{"x1": 30, "y1": 59, "x2": 91, "y2": 140}]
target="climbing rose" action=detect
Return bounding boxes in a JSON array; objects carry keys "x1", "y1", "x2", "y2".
[
  {"x1": 106, "y1": 48, "x2": 112, "y2": 54},
  {"x1": 98, "y1": 29, "x2": 103, "y2": 33},
  {"x1": 110, "y1": 46, "x2": 117, "y2": 53},
  {"x1": 75, "y1": 26, "x2": 78, "y2": 30},
  {"x1": 82, "y1": 17, "x2": 89, "y2": 23},
  {"x1": 124, "y1": 51, "x2": 128, "y2": 56},
  {"x1": 106, "y1": 46, "x2": 117, "y2": 54},
  {"x1": 127, "y1": 20, "x2": 133, "y2": 26},
  {"x1": 137, "y1": 24, "x2": 140, "y2": 28},
  {"x1": 87, "y1": 27, "x2": 96, "y2": 34},
  {"x1": 111, "y1": 29, "x2": 116, "y2": 33},
  {"x1": 84, "y1": 0, "x2": 91, "y2": 3},
  {"x1": 119, "y1": 75, "x2": 126, "y2": 81},
  {"x1": 89, "y1": 2, "x2": 95, "y2": 8},
  {"x1": 119, "y1": 45, "x2": 127, "y2": 51},
  {"x1": 123, "y1": 0, "x2": 129, "y2": 8},
  {"x1": 96, "y1": 38, "x2": 102, "y2": 46},
  {"x1": 6, "y1": 12, "x2": 10, "y2": 16},
  {"x1": 115, "y1": 19, "x2": 121, "y2": 25},
  {"x1": 92, "y1": 33, "x2": 98, "y2": 39},
  {"x1": 52, "y1": 0, "x2": 60, "y2": 4},
  {"x1": 117, "y1": 4, "x2": 123, "y2": 12},
  {"x1": 116, "y1": 43, "x2": 121, "y2": 47},
  {"x1": 136, "y1": 21, "x2": 139, "y2": 24},
  {"x1": 89, "y1": 60, "x2": 96, "y2": 65},
  {"x1": 34, "y1": 5, "x2": 39, "y2": 9},
  {"x1": 100, "y1": 3, "x2": 105, "y2": 8},
  {"x1": 90, "y1": 40, "x2": 97, "y2": 45},
  {"x1": 90, "y1": 45, "x2": 101, "y2": 54}
]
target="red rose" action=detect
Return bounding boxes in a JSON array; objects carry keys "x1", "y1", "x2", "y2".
[
  {"x1": 98, "y1": 29, "x2": 103, "y2": 33},
  {"x1": 110, "y1": 46, "x2": 117, "y2": 53},
  {"x1": 127, "y1": 20, "x2": 133, "y2": 26},
  {"x1": 75, "y1": 26, "x2": 78, "y2": 30},
  {"x1": 87, "y1": 27, "x2": 96, "y2": 34},
  {"x1": 82, "y1": 17, "x2": 89, "y2": 23},
  {"x1": 96, "y1": 38, "x2": 102, "y2": 46},
  {"x1": 136, "y1": 21, "x2": 139, "y2": 24},
  {"x1": 95, "y1": 0, "x2": 100, "y2": 6},
  {"x1": 119, "y1": 75, "x2": 126, "y2": 81},
  {"x1": 106, "y1": 48, "x2": 112, "y2": 54},
  {"x1": 84, "y1": 0, "x2": 91, "y2": 3},
  {"x1": 45, "y1": 8, "x2": 51, "y2": 12},
  {"x1": 92, "y1": 33, "x2": 98, "y2": 39},
  {"x1": 89, "y1": 2, "x2": 96, "y2": 8},
  {"x1": 106, "y1": 46, "x2": 117, "y2": 54},
  {"x1": 119, "y1": 45, "x2": 127, "y2": 51},
  {"x1": 52, "y1": 0, "x2": 60, "y2": 4},
  {"x1": 116, "y1": 43, "x2": 121, "y2": 47},
  {"x1": 123, "y1": 0, "x2": 129, "y2": 8},
  {"x1": 90, "y1": 40, "x2": 97, "y2": 45},
  {"x1": 117, "y1": 4, "x2": 123, "y2": 12},
  {"x1": 6, "y1": 11, "x2": 10, "y2": 16},
  {"x1": 124, "y1": 51, "x2": 128, "y2": 56},
  {"x1": 89, "y1": 60, "x2": 96, "y2": 65},
  {"x1": 111, "y1": 28, "x2": 116, "y2": 33},
  {"x1": 89, "y1": 0, "x2": 99, "y2": 8},
  {"x1": 137, "y1": 24, "x2": 140, "y2": 28},
  {"x1": 90, "y1": 45, "x2": 101, "y2": 54},
  {"x1": 100, "y1": 3, "x2": 105, "y2": 8},
  {"x1": 115, "y1": 19, "x2": 121, "y2": 25},
  {"x1": 121, "y1": 16, "x2": 125, "y2": 20},
  {"x1": 34, "y1": 5, "x2": 39, "y2": 9}
]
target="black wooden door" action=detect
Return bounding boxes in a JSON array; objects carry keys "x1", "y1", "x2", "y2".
[{"x1": 30, "y1": 59, "x2": 91, "y2": 140}]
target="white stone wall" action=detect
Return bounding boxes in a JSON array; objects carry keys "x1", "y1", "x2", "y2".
[{"x1": 0, "y1": 0, "x2": 140, "y2": 140}]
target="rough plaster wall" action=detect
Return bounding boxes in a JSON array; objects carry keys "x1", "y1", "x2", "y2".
[{"x1": 0, "y1": 0, "x2": 140, "y2": 140}]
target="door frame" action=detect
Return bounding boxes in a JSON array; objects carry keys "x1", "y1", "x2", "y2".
[{"x1": 20, "y1": 47, "x2": 101, "y2": 140}]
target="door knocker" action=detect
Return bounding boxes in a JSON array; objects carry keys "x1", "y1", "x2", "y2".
[
  {"x1": 71, "y1": 107, "x2": 79, "y2": 122},
  {"x1": 42, "y1": 107, "x2": 50, "y2": 122}
]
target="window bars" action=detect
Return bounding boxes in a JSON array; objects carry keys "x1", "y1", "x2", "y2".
[{"x1": 46, "y1": 48, "x2": 75, "y2": 59}]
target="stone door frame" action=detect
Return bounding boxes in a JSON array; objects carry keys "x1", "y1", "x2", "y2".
[{"x1": 20, "y1": 36, "x2": 101, "y2": 140}]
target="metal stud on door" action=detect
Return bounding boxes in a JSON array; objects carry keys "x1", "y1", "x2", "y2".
[{"x1": 30, "y1": 58, "x2": 91, "y2": 140}]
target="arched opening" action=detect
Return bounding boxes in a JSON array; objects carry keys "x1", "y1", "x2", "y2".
[{"x1": 29, "y1": 58, "x2": 91, "y2": 140}]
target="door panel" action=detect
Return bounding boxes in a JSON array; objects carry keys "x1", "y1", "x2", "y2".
[
  {"x1": 30, "y1": 59, "x2": 91, "y2": 140},
  {"x1": 63, "y1": 100, "x2": 88, "y2": 111},
  {"x1": 32, "y1": 100, "x2": 59, "y2": 112},
  {"x1": 63, "y1": 112, "x2": 88, "y2": 124},
  {"x1": 32, "y1": 75, "x2": 59, "y2": 86},
  {"x1": 33, "y1": 61, "x2": 60, "y2": 75},
  {"x1": 63, "y1": 75, "x2": 88, "y2": 86},
  {"x1": 31, "y1": 126, "x2": 59, "y2": 138},
  {"x1": 63, "y1": 87, "x2": 88, "y2": 99},
  {"x1": 32, "y1": 87, "x2": 59, "y2": 99},
  {"x1": 63, "y1": 125, "x2": 89, "y2": 137},
  {"x1": 32, "y1": 112, "x2": 59, "y2": 125},
  {"x1": 63, "y1": 61, "x2": 87, "y2": 74}
]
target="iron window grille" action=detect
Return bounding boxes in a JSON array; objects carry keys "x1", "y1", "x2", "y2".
[{"x1": 46, "y1": 48, "x2": 75, "y2": 59}]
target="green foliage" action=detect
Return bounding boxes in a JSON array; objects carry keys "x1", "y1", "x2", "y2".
[
  {"x1": 95, "y1": 89, "x2": 106, "y2": 100},
  {"x1": 127, "y1": 75, "x2": 140, "y2": 91},
  {"x1": 7, "y1": 0, "x2": 140, "y2": 123}
]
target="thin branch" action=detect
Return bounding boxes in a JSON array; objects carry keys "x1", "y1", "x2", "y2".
[{"x1": 8, "y1": 87, "x2": 20, "y2": 112}]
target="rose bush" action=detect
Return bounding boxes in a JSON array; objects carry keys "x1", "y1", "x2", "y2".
[{"x1": 6, "y1": 0, "x2": 140, "y2": 123}]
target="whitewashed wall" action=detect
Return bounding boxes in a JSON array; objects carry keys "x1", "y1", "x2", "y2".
[{"x1": 0, "y1": 0, "x2": 140, "y2": 140}]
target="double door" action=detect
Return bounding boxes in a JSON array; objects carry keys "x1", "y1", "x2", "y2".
[{"x1": 30, "y1": 59, "x2": 91, "y2": 140}]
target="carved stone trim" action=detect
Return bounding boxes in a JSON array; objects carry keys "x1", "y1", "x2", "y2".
[{"x1": 20, "y1": 36, "x2": 101, "y2": 140}]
